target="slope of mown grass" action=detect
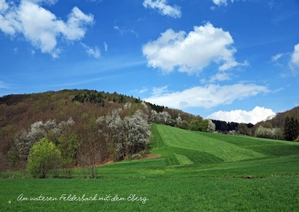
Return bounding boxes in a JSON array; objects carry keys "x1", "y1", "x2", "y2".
[
  {"x1": 146, "y1": 124, "x2": 299, "y2": 178},
  {"x1": 150, "y1": 123, "x2": 224, "y2": 166},
  {"x1": 200, "y1": 132, "x2": 299, "y2": 157},
  {"x1": 95, "y1": 124, "x2": 299, "y2": 178},
  {"x1": 153, "y1": 124, "x2": 266, "y2": 162}
]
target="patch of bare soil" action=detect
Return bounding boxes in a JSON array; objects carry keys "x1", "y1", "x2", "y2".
[{"x1": 144, "y1": 154, "x2": 161, "y2": 160}]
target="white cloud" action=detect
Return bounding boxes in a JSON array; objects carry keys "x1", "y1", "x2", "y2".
[
  {"x1": 207, "y1": 106, "x2": 276, "y2": 124},
  {"x1": 63, "y1": 7, "x2": 94, "y2": 40},
  {"x1": 139, "y1": 87, "x2": 148, "y2": 94},
  {"x1": 212, "y1": 0, "x2": 238, "y2": 6},
  {"x1": 27, "y1": 0, "x2": 58, "y2": 5},
  {"x1": 271, "y1": 53, "x2": 284, "y2": 62},
  {"x1": 0, "y1": 1, "x2": 20, "y2": 35},
  {"x1": 142, "y1": 23, "x2": 242, "y2": 75},
  {"x1": 213, "y1": 0, "x2": 228, "y2": 6},
  {"x1": 152, "y1": 86, "x2": 169, "y2": 96},
  {"x1": 0, "y1": 0, "x2": 94, "y2": 57},
  {"x1": 209, "y1": 72, "x2": 231, "y2": 82},
  {"x1": 81, "y1": 43, "x2": 100, "y2": 58},
  {"x1": 0, "y1": 80, "x2": 9, "y2": 89},
  {"x1": 113, "y1": 26, "x2": 122, "y2": 35},
  {"x1": 0, "y1": 0, "x2": 9, "y2": 12},
  {"x1": 114, "y1": 25, "x2": 138, "y2": 37},
  {"x1": 104, "y1": 42, "x2": 108, "y2": 52},
  {"x1": 290, "y1": 43, "x2": 299, "y2": 68},
  {"x1": 144, "y1": 83, "x2": 269, "y2": 109},
  {"x1": 143, "y1": 0, "x2": 181, "y2": 18}
]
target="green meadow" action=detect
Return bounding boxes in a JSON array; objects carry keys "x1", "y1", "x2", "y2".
[{"x1": 1, "y1": 124, "x2": 299, "y2": 211}]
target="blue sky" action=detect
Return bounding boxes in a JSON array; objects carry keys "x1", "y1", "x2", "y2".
[{"x1": 1, "y1": 0, "x2": 299, "y2": 124}]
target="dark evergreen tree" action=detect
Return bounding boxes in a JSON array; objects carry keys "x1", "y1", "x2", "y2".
[
  {"x1": 284, "y1": 117, "x2": 299, "y2": 141},
  {"x1": 284, "y1": 117, "x2": 291, "y2": 141},
  {"x1": 295, "y1": 118, "x2": 299, "y2": 140}
]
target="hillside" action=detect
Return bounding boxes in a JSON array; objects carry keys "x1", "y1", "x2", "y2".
[
  {"x1": 0, "y1": 89, "x2": 199, "y2": 173},
  {"x1": 253, "y1": 106, "x2": 299, "y2": 140},
  {"x1": 255, "y1": 106, "x2": 299, "y2": 129}
]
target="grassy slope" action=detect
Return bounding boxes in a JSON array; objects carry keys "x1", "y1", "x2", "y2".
[
  {"x1": 153, "y1": 125, "x2": 299, "y2": 177},
  {"x1": 99, "y1": 124, "x2": 299, "y2": 178},
  {"x1": 154, "y1": 124, "x2": 266, "y2": 162},
  {"x1": 1, "y1": 124, "x2": 299, "y2": 211}
]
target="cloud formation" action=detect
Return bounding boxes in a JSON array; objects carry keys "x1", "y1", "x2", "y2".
[
  {"x1": 143, "y1": 0, "x2": 181, "y2": 18},
  {"x1": 0, "y1": 0, "x2": 94, "y2": 57},
  {"x1": 144, "y1": 83, "x2": 269, "y2": 109},
  {"x1": 0, "y1": 80, "x2": 9, "y2": 89},
  {"x1": 104, "y1": 42, "x2": 108, "y2": 52},
  {"x1": 271, "y1": 53, "x2": 284, "y2": 62},
  {"x1": 290, "y1": 43, "x2": 299, "y2": 69},
  {"x1": 209, "y1": 72, "x2": 231, "y2": 82},
  {"x1": 212, "y1": 0, "x2": 238, "y2": 6},
  {"x1": 28, "y1": 0, "x2": 58, "y2": 5},
  {"x1": 81, "y1": 43, "x2": 100, "y2": 58},
  {"x1": 0, "y1": 0, "x2": 8, "y2": 11},
  {"x1": 213, "y1": 0, "x2": 228, "y2": 6},
  {"x1": 114, "y1": 25, "x2": 138, "y2": 37},
  {"x1": 207, "y1": 106, "x2": 276, "y2": 124},
  {"x1": 142, "y1": 23, "x2": 242, "y2": 75}
]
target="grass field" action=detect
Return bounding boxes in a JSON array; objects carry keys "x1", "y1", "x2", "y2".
[{"x1": 1, "y1": 124, "x2": 299, "y2": 211}]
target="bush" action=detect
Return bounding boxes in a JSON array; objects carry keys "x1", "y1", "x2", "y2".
[
  {"x1": 189, "y1": 119, "x2": 200, "y2": 131},
  {"x1": 28, "y1": 138, "x2": 61, "y2": 178},
  {"x1": 199, "y1": 120, "x2": 208, "y2": 132},
  {"x1": 178, "y1": 120, "x2": 189, "y2": 130}
]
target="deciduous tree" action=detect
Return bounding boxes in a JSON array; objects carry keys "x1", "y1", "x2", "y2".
[
  {"x1": 58, "y1": 133, "x2": 81, "y2": 178},
  {"x1": 178, "y1": 120, "x2": 189, "y2": 129},
  {"x1": 189, "y1": 119, "x2": 200, "y2": 131},
  {"x1": 28, "y1": 138, "x2": 61, "y2": 178}
]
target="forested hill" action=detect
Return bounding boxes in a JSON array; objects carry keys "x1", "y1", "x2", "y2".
[
  {"x1": 252, "y1": 106, "x2": 299, "y2": 141},
  {"x1": 0, "y1": 89, "x2": 200, "y2": 172},
  {"x1": 255, "y1": 106, "x2": 299, "y2": 129}
]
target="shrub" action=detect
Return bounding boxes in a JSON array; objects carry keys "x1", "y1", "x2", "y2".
[
  {"x1": 189, "y1": 119, "x2": 200, "y2": 131},
  {"x1": 28, "y1": 138, "x2": 61, "y2": 178},
  {"x1": 178, "y1": 120, "x2": 189, "y2": 130},
  {"x1": 199, "y1": 120, "x2": 208, "y2": 132}
]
